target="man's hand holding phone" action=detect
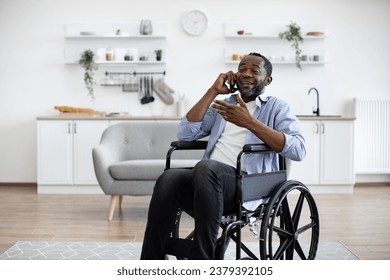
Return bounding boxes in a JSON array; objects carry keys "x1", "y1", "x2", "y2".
[{"x1": 210, "y1": 71, "x2": 238, "y2": 95}]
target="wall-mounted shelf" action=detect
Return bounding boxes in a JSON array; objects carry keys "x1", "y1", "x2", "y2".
[
  {"x1": 65, "y1": 61, "x2": 166, "y2": 65},
  {"x1": 64, "y1": 22, "x2": 167, "y2": 65},
  {"x1": 65, "y1": 35, "x2": 166, "y2": 39},
  {"x1": 223, "y1": 22, "x2": 327, "y2": 66},
  {"x1": 225, "y1": 60, "x2": 327, "y2": 65},
  {"x1": 225, "y1": 35, "x2": 327, "y2": 40},
  {"x1": 65, "y1": 22, "x2": 166, "y2": 37}
]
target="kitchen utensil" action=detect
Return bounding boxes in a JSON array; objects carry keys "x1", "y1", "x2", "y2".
[{"x1": 140, "y1": 75, "x2": 154, "y2": 104}]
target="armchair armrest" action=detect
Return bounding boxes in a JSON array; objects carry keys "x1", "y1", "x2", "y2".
[{"x1": 92, "y1": 145, "x2": 117, "y2": 194}]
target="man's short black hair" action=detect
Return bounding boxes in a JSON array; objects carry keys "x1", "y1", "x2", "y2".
[{"x1": 248, "y1": 52, "x2": 273, "y2": 77}]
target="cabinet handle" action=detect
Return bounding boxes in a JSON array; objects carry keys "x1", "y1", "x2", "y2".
[
  {"x1": 314, "y1": 123, "x2": 319, "y2": 134},
  {"x1": 73, "y1": 123, "x2": 77, "y2": 134},
  {"x1": 321, "y1": 123, "x2": 325, "y2": 134},
  {"x1": 67, "y1": 123, "x2": 71, "y2": 134}
]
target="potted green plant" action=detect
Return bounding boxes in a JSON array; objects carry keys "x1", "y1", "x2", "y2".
[
  {"x1": 78, "y1": 49, "x2": 98, "y2": 101},
  {"x1": 154, "y1": 49, "x2": 163, "y2": 61},
  {"x1": 279, "y1": 22, "x2": 304, "y2": 70}
]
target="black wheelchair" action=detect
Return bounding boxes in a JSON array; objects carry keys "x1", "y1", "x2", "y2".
[{"x1": 164, "y1": 141, "x2": 320, "y2": 260}]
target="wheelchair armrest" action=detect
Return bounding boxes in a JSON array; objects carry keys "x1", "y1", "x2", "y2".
[
  {"x1": 166, "y1": 141, "x2": 208, "y2": 170},
  {"x1": 242, "y1": 143, "x2": 272, "y2": 153},
  {"x1": 239, "y1": 143, "x2": 286, "y2": 171},
  {"x1": 170, "y1": 140, "x2": 208, "y2": 150}
]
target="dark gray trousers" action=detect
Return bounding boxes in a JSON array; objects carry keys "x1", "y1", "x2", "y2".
[{"x1": 140, "y1": 159, "x2": 237, "y2": 259}]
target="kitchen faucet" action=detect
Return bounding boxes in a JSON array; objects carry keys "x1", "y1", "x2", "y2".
[{"x1": 308, "y1": 87, "x2": 320, "y2": 116}]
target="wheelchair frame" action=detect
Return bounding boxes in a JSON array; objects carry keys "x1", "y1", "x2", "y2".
[{"x1": 165, "y1": 141, "x2": 320, "y2": 260}]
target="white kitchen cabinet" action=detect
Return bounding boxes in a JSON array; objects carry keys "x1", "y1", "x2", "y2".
[
  {"x1": 72, "y1": 121, "x2": 109, "y2": 184},
  {"x1": 288, "y1": 120, "x2": 354, "y2": 193},
  {"x1": 37, "y1": 120, "x2": 73, "y2": 185},
  {"x1": 37, "y1": 120, "x2": 109, "y2": 191}
]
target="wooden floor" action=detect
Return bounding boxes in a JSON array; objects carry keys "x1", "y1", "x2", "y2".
[{"x1": 0, "y1": 184, "x2": 389, "y2": 260}]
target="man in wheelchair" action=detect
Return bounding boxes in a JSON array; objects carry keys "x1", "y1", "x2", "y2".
[{"x1": 141, "y1": 52, "x2": 306, "y2": 260}]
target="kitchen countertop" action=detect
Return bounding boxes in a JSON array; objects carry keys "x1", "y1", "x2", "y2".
[
  {"x1": 295, "y1": 115, "x2": 356, "y2": 120},
  {"x1": 36, "y1": 113, "x2": 182, "y2": 120},
  {"x1": 37, "y1": 114, "x2": 355, "y2": 121}
]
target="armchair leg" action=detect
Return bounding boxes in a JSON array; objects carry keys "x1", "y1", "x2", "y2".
[
  {"x1": 119, "y1": 195, "x2": 123, "y2": 209},
  {"x1": 108, "y1": 195, "x2": 118, "y2": 221}
]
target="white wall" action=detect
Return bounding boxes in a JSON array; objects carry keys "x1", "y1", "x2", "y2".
[{"x1": 0, "y1": 0, "x2": 389, "y2": 182}]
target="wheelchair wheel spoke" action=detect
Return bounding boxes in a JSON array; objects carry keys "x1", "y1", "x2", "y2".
[
  {"x1": 281, "y1": 197, "x2": 294, "y2": 231},
  {"x1": 292, "y1": 192, "x2": 305, "y2": 229},
  {"x1": 294, "y1": 241, "x2": 307, "y2": 260},
  {"x1": 273, "y1": 238, "x2": 293, "y2": 260},
  {"x1": 286, "y1": 241, "x2": 295, "y2": 259},
  {"x1": 296, "y1": 221, "x2": 317, "y2": 236},
  {"x1": 271, "y1": 225, "x2": 293, "y2": 239}
]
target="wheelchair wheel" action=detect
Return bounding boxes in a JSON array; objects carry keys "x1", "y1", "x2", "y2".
[{"x1": 259, "y1": 180, "x2": 320, "y2": 260}]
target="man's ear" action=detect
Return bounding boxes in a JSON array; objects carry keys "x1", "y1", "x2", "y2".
[{"x1": 265, "y1": 76, "x2": 273, "y2": 86}]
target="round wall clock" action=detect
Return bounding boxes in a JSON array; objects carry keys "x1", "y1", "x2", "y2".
[{"x1": 181, "y1": 10, "x2": 208, "y2": 36}]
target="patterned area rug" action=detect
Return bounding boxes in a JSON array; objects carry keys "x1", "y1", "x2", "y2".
[{"x1": 0, "y1": 240, "x2": 359, "y2": 260}]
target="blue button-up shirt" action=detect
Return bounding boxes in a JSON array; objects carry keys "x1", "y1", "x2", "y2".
[{"x1": 178, "y1": 94, "x2": 306, "y2": 173}]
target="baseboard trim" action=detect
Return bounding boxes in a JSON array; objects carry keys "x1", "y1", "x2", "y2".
[
  {"x1": 355, "y1": 182, "x2": 390, "y2": 187},
  {"x1": 37, "y1": 185, "x2": 104, "y2": 194},
  {"x1": 306, "y1": 184, "x2": 354, "y2": 194},
  {"x1": 0, "y1": 182, "x2": 37, "y2": 188}
]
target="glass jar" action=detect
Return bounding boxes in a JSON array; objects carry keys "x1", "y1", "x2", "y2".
[{"x1": 105, "y1": 48, "x2": 115, "y2": 61}]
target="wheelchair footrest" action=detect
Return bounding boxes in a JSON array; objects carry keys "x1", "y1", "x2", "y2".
[{"x1": 166, "y1": 238, "x2": 193, "y2": 258}]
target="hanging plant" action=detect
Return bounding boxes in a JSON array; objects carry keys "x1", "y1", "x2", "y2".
[
  {"x1": 279, "y1": 22, "x2": 304, "y2": 70},
  {"x1": 78, "y1": 49, "x2": 98, "y2": 101}
]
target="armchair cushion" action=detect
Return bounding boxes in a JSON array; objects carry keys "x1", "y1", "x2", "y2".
[{"x1": 109, "y1": 159, "x2": 200, "y2": 180}]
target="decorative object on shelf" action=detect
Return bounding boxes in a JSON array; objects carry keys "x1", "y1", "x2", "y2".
[
  {"x1": 124, "y1": 51, "x2": 133, "y2": 61},
  {"x1": 154, "y1": 49, "x2": 163, "y2": 61},
  {"x1": 105, "y1": 48, "x2": 115, "y2": 61},
  {"x1": 80, "y1": 31, "x2": 95, "y2": 36},
  {"x1": 232, "y1": 54, "x2": 242, "y2": 61},
  {"x1": 279, "y1": 22, "x2": 304, "y2": 70},
  {"x1": 306, "y1": 31, "x2": 324, "y2": 36},
  {"x1": 181, "y1": 10, "x2": 208, "y2": 36},
  {"x1": 139, "y1": 19, "x2": 153, "y2": 35},
  {"x1": 78, "y1": 49, "x2": 98, "y2": 101}
]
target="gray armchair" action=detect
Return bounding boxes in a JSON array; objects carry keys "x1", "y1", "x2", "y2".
[{"x1": 92, "y1": 121, "x2": 202, "y2": 220}]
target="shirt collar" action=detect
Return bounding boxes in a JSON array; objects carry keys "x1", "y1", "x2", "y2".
[{"x1": 256, "y1": 94, "x2": 270, "y2": 108}]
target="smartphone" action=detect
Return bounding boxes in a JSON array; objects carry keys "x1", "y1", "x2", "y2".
[{"x1": 229, "y1": 82, "x2": 237, "y2": 93}]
